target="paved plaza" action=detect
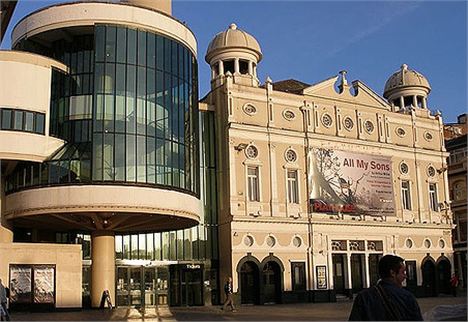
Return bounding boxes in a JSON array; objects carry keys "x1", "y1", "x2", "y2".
[{"x1": 9, "y1": 295, "x2": 467, "y2": 321}]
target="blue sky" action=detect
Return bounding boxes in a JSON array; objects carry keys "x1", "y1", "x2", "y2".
[{"x1": 3, "y1": 0, "x2": 466, "y2": 123}]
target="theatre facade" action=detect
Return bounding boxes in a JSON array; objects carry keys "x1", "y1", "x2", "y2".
[{"x1": 0, "y1": 0, "x2": 455, "y2": 310}]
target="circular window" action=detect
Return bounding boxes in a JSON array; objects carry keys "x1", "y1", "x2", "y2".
[
  {"x1": 396, "y1": 127, "x2": 406, "y2": 137},
  {"x1": 424, "y1": 239, "x2": 431, "y2": 248},
  {"x1": 364, "y1": 120, "x2": 375, "y2": 133},
  {"x1": 427, "y1": 166, "x2": 436, "y2": 177},
  {"x1": 439, "y1": 239, "x2": 445, "y2": 248},
  {"x1": 245, "y1": 145, "x2": 258, "y2": 159},
  {"x1": 293, "y1": 236, "x2": 302, "y2": 247},
  {"x1": 400, "y1": 162, "x2": 409, "y2": 174},
  {"x1": 283, "y1": 110, "x2": 295, "y2": 121},
  {"x1": 266, "y1": 236, "x2": 276, "y2": 247},
  {"x1": 343, "y1": 117, "x2": 354, "y2": 131},
  {"x1": 243, "y1": 104, "x2": 257, "y2": 115},
  {"x1": 285, "y1": 149, "x2": 297, "y2": 163},
  {"x1": 321, "y1": 114, "x2": 333, "y2": 128},
  {"x1": 405, "y1": 238, "x2": 413, "y2": 248},
  {"x1": 424, "y1": 132, "x2": 433, "y2": 141},
  {"x1": 244, "y1": 235, "x2": 254, "y2": 247}
]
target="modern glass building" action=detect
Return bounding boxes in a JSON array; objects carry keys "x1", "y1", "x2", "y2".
[{"x1": 0, "y1": 0, "x2": 219, "y2": 309}]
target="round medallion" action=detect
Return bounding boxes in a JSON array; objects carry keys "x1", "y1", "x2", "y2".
[
  {"x1": 321, "y1": 114, "x2": 333, "y2": 128},
  {"x1": 285, "y1": 149, "x2": 297, "y2": 163},
  {"x1": 396, "y1": 127, "x2": 406, "y2": 137},
  {"x1": 283, "y1": 110, "x2": 296, "y2": 121},
  {"x1": 400, "y1": 162, "x2": 409, "y2": 174},
  {"x1": 364, "y1": 120, "x2": 375, "y2": 133},
  {"x1": 243, "y1": 104, "x2": 257, "y2": 116},
  {"x1": 424, "y1": 132, "x2": 433, "y2": 141},
  {"x1": 343, "y1": 117, "x2": 354, "y2": 131},
  {"x1": 245, "y1": 145, "x2": 258, "y2": 159},
  {"x1": 427, "y1": 166, "x2": 436, "y2": 177}
]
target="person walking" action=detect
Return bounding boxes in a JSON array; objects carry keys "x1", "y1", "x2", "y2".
[
  {"x1": 0, "y1": 279, "x2": 10, "y2": 321},
  {"x1": 349, "y1": 254, "x2": 423, "y2": 321},
  {"x1": 450, "y1": 274, "x2": 459, "y2": 297},
  {"x1": 222, "y1": 276, "x2": 236, "y2": 312}
]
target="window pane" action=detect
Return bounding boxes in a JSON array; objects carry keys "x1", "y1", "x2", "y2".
[
  {"x1": 35, "y1": 113, "x2": 45, "y2": 134},
  {"x1": 14, "y1": 110, "x2": 23, "y2": 130},
  {"x1": 1, "y1": 110, "x2": 12, "y2": 129},
  {"x1": 25, "y1": 112, "x2": 34, "y2": 132}
]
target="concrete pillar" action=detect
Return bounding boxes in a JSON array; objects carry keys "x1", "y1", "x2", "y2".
[
  {"x1": 91, "y1": 230, "x2": 115, "y2": 308},
  {"x1": 346, "y1": 254, "x2": 352, "y2": 290},
  {"x1": 0, "y1": 174, "x2": 13, "y2": 243}
]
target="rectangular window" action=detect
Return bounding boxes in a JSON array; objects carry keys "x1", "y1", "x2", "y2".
[
  {"x1": 1, "y1": 109, "x2": 12, "y2": 129},
  {"x1": 24, "y1": 112, "x2": 34, "y2": 132},
  {"x1": 429, "y1": 183, "x2": 438, "y2": 211},
  {"x1": 247, "y1": 166, "x2": 260, "y2": 202},
  {"x1": 287, "y1": 170, "x2": 299, "y2": 204},
  {"x1": 401, "y1": 180, "x2": 411, "y2": 210},
  {"x1": 35, "y1": 113, "x2": 45, "y2": 134},
  {"x1": 14, "y1": 110, "x2": 23, "y2": 130}
]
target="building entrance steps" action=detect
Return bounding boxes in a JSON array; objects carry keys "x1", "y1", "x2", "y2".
[{"x1": 9, "y1": 296, "x2": 467, "y2": 321}]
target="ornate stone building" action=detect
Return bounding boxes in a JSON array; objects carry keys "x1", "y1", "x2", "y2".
[{"x1": 202, "y1": 24, "x2": 454, "y2": 303}]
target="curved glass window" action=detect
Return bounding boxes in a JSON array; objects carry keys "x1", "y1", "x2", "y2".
[
  {"x1": 0, "y1": 108, "x2": 45, "y2": 135},
  {"x1": 6, "y1": 25, "x2": 199, "y2": 196}
]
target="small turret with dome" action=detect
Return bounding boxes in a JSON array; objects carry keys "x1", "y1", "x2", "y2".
[
  {"x1": 205, "y1": 23, "x2": 262, "y2": 88},
  {"x1": 383, "y1": 64, "x2": 431, "y2": 113}
]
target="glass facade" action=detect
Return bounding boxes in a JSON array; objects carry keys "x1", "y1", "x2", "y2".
[{"x1": 7, "y1": 25, "x2": 199, "y2": 196}]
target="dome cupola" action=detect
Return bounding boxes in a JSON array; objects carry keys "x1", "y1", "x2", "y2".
[
  {"x1": 205, "y1": 23, "x2": 262, "y2": 88},
  {"x1": 383, "y1": 64, "x2": 431, "y2": 111}
]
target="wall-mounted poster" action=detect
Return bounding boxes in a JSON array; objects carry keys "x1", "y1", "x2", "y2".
[
  {"x1": 34, "y1": 266, "x2": 55, "y2": 304},
  {"x1": 308, "y1": 148, "x2": 395, "y2": 215},
  {"x1": 9, "y1": 266, "x2": 32, "y2": 303},
  {"x1": 316, "y1": 266, "x2": 327, "y2": 289}
]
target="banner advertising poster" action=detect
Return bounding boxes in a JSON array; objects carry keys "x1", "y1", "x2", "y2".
[
  {"x1": 308, "y1": 148, "x2": 395, "y2": 215},
  {"x1": 9, "y1": 266, "x2": 32, "y2": 303},
  {"x1": 34, "y1": 266, "x2": 55, "y2": 303}
]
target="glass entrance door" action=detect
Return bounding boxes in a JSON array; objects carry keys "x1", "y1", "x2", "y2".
[{"x1": 116, "y1": 266, "x2": 169, "y2": 308}]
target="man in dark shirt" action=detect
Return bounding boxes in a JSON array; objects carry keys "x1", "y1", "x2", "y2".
[{"x1": 349, "y1": 254, "x2": 423, "y2": 321}]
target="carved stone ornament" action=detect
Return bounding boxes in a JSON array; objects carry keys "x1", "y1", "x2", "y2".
[
  {"x1": 364, "y1": 120, "x2": 374, "y2": 133},
  {"x1": 321, "y1": 113, "x2": 333, "y2": 127},
  {"x1": 243, "y1": 104, "x2": 257, "y2": 116},
  {"x1": 283, "y1": 109, "x2": 296, "y2": 121},
  {"x1": 285, "y1": 149, "x2": 297, "y2": 163},
  {"x1": 245, "y1": 145, "x2": 258, "y2": 159},
  {"x1": 396, "y1": 127, "x2": 406, "y2": 137},
  {"x1": 343, "y1": 116, "x2": 354, "y2": 130},
  {"x1": 400, "y1": 162, "x2": 409, "y2": 174}
]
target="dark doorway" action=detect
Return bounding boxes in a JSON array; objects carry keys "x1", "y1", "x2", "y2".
[
  {"x1": 437, "y1": 258, "x2": 451, "y2": 295},
  {"x1": 332, "y1": 254, "x2": 346, "y2": 294},
  {"x1": 262, "y1": 261, "x2": 282, "y2": 304},
  {"x1": 351, "y1": 254, "x2": 364, "y2": 292},
  {"x1": 368, "y1": 254, "x2": 382, "y2": 287},
  {"x1": 240, "y1": 261, "x2": 259, "y2": 304},
  {"x1": 169, "y1": 264, "x2": 204, "y2": 306},
  {"x1": 422, "y1": 258, "x2": 436, "y2": 296}
]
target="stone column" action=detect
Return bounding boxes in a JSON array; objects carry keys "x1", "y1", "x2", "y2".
[
  {"x1": 248, "y1": 61, "x2": 253, "y2": 75},
  {"x1": 91, "y1": 230, "x2": 115, "y2": 308},
  {"x1": 399, "y1": 96, "x2": 404, "y2": 110},
  {"x1": 234, "y1": 58, "x2": 240, "y2": 74},
  {"x1": 413, "y1": 95, "x2": 418, "y2": 108},
  {"x1": 364, "y1": 253, "x2": 370, "y2": 288},
  {"x1": 219, "y1": 60, "x2": 224, "y2": 76}
]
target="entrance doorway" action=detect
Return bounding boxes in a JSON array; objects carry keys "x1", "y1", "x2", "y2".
[
  {"x1": 169, "y1": 264, "x2": 204, "y2": 306},
  {"x1": 351, "y1": 254, "x2": 364, "y2": 292},
  {"x1": 116, "y1": 266, "x2": 168, "y2": 308},
  {"x1": 262, "y1": 261, "x2": 282, "y2": 304},
  {"x1": 240, "y1": 261, "x2": 259, "y2": 304},
  {"x1": 368, "y1": 254, "x2": 381, "y2": 287},
  {"x1": 422, "y1": 258, "x2": 436, "y2": 297},
  {"x1": 437, "y1": 258, "x2": 451, "y2": 295},
  {"x1": 332, "y1": 254, "x2": 346, "y2": 295}
]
